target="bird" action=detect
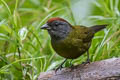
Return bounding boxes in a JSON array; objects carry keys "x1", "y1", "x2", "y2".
[{"x1": 41, "y1": 17, "x2": 107, "y2": 71}]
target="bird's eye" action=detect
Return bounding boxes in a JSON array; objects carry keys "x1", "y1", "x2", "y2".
[{"x1": 55, "y1": 22, "x2": 59, "y2": 26}]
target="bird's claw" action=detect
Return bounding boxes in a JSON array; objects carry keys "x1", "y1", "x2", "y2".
[
  {"x1": 70, "y1": 64, "x2": 73, "y2": 67},
  {"x1": 82, "y1": 59, "x2": 90, "y2": 65},
  {"x1": 55, "y1": 65, "x2": 63, "y2": 73}
]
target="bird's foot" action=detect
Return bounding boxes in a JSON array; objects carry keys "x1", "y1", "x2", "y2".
[
  {"x1": 55, "y1": 65, "x2": 63, "y2": 73},
  {"x1": 70, "y1": 64, "x2": 74, "y2": 68},
  {"x1": 82, "y1": 59, "x2": 90, "y2": 65},
  {"x1": 69, "y1": 64, "x2": 76, "y2": 71},
  {"x1": 55, "y1": 59, "x2": 67, "y2": 73}
]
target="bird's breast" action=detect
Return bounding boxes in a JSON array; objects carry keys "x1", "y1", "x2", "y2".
[{"x1": 51, "y1": 37, "x2": 90, "y2": 59}]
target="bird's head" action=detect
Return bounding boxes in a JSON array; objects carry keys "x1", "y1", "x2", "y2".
[{"x1": 41, "y1": 17, "x2": 72, "y2": 41}]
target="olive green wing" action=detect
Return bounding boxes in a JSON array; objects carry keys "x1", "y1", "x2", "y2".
[{"x1": 72, "y1": 26, "x2": 94, "y2": 43}]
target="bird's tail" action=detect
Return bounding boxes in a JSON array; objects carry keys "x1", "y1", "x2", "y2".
[{"x1": 90, "y1": 24, "x2": 107, "y2": 33}]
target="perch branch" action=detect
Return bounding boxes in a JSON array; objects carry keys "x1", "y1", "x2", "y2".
[{"x1": 38, "y1": 58, "x2": 120, "y2": 80}]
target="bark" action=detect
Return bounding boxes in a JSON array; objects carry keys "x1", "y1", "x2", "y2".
[{"x1": 38, "y1": 58, "x2": 120, "y2": 80}]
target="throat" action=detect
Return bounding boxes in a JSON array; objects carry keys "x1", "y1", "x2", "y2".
[
  {"x1": 48, "y1": 25, "x2": 72, "y2": 42},
  {"x1": 50, "y1": 32, "x2": 67, "y2": 41}
]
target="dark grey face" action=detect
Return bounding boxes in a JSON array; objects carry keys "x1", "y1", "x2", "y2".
[{"x1": 41, "y1": 20, "x2": 72, "y2": 41}]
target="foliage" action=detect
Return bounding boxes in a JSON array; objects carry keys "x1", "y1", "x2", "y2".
[{"x1": 0, "y1": 0, "x2": 120, "y2": 80}]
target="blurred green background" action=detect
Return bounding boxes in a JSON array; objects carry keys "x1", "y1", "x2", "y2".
[{"x1": 0, "y1": 0, "x2": 120, "y2": 80}]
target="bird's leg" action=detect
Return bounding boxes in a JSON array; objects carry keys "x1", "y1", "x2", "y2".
[
  {"x1": 82, "y1": 51, "x2": 90, "y2": 64},
  {"x1": 55, "y1": 59, "x2": 67, "y2": 72},
  {"x1": 69, "y1": 59, "x2": 76, "y2": 71},
  {"x1": 86, "y1": 51, "x2": 90, "y2": 63},
  {"x1": 70, "y1": 59, "x2": 73, "y2": 67}
]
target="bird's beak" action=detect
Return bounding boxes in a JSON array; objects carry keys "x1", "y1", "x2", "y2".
[{"x1": 41, "y1": 24, "x2": 50, "y2": 30}]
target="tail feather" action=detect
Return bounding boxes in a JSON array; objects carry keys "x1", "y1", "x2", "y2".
[{"x1": 90, "y1": 24, "x2": 107, "y2": 33}]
